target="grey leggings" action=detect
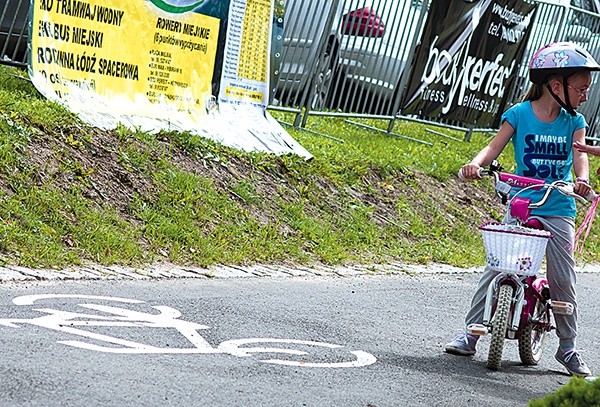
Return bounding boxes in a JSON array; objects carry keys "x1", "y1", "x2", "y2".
[{"x1": 465, "y1": 216, "x2": 578, "y2": 347}]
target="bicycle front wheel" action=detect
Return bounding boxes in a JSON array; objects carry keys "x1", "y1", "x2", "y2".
[{"x1": 487, "y1": 284, "x2": 514, "y2": 370}]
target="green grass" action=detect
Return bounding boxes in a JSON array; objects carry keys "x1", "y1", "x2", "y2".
[{"x1": 0, "y1": 64, "x2": 598, "y2": 269}]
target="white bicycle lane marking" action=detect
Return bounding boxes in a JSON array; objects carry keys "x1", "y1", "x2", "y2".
[{"x1": 0, "y1": 294, "x2": 377, "y2": 368}]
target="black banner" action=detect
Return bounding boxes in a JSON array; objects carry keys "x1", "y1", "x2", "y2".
[{"x1": 401, "y1": 0, "x2": 536, "y2": 127}]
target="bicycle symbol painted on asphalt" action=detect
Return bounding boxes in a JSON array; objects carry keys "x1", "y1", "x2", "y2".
[{"x1": 0, "y1": 294, "x2": 376, "y2": 368}]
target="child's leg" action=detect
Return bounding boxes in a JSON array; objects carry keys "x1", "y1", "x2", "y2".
[
  {"x1": 465, "y1": 213, "x2": 515, "y2": 327},
  {"x1": 465, "y1": 266, "x2": 499, "y2": 326},
  {"x1": 524, "y1": 217, "x2": 589, "y2": 376},
  {"x1": 540, "y1": 216, "x2": 578, "y2": 349},
  {"x1": 445, "y1": 266, "x2": 497, "y2": 355}
]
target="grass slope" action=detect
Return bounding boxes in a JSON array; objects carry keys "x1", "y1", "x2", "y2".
[{"x1": 0, "y1": 65, "x2": 598, "y2": 269}]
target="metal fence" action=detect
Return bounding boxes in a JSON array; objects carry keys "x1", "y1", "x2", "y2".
[
  {"x1": 0, "y1": 0, "x2": 29, "y2": 67},
  {"x1": 273, "y1": 0, "x2": 600, "y2": 142},
  {"x1": 5, "y1": 0, "x2": 600, "y2": 141},
  {"x1": 272, "y1": 0, "x2": 343, "y2": 122}
]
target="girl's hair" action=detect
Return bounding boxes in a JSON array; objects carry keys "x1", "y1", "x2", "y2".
[{"x1": 522, "y1": 83, "x2": 544, "y2": 101}]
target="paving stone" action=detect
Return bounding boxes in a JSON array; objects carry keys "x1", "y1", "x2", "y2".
[
  {"x1": 258, "y1": 265, "x2": 301, "y2": 278},
  {"x1": 178, "y1": 267, "x2": 212, "y2": 278},
  {"x1": 207, "y1": 266, "x2": 250, "y2": 279},
  {"x1": 247, "y1": 265, "x2": 274, "y2": 277},
  {"x1": 106, "y1": 267, "x2": 149, "y2": 280},
  {"x1": 78, "y1": 267, "x2": 106, "y2": 279},
  {"x1": 0, "y1": 267, "x2": 33, "y2": 281},
  {"x1": 333, "y1": 266, "x2": 365, "y2": 277},
  {"x1": 8, "y1": 266, "x2": 63, "y2": 280},
  {"x1": 164, "y1": 267, "x2": 208, "y2": 279},
  {"x1": 579, "y1": 264, "x2": 600, "y2": 273},
  {"x1": 0, "y1": 261, "x2": 598, "y2": 283},
  {"x1": 275, "y1": 266, "x2": 312, "y2": 277}
]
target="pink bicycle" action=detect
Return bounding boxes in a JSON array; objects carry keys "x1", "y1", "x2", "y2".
[{"x1": 460, "y1": 161, "x2": 597, "y2": 370}]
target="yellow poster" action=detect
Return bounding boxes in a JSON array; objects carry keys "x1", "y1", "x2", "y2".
[{"x1": 30, "y1": 0, "x2": 219, "y2": 118}]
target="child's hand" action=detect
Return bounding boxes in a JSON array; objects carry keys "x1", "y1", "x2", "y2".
[
  {"x1": 459, "y1": 163, "x2": 482, "y2": 180},
  {"x1": 573, "y1": 140, "x2": 600, "y2": 156},
  {"x1": 573, "y1": 140, "x2": 590, "y2": 153},
  {"x1": 574, "y1": 179, "x2": 592, "y2": 199}
]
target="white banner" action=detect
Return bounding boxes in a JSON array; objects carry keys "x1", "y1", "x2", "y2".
[{"x1": 28, "y1": 0, "x2": 311, "y2": 159}]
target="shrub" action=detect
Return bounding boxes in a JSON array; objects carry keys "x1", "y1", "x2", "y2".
[{"x1": 529, "y1": 377, "x2": 600, "y2": 407}]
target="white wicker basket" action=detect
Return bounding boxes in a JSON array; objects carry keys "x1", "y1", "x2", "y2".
[{"x1": 479, "y1": 222, "x2": 552, "y2": 275}]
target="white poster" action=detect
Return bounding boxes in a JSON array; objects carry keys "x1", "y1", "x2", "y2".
[{"x1": 28, "y1": 0, "x2": 311, "y2": 159}]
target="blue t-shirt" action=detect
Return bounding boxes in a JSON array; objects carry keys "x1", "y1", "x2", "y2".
[{"x1": 501, "y1": 101, "x2": 586, "y2": 218}]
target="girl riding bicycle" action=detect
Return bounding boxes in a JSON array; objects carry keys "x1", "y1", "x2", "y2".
[{"x1": 445, "y1": 42, "x2": 599, "y2": 377}]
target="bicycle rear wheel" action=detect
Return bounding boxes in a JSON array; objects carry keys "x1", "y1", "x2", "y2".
[
  {"x1": 487, "y1": 284, "x2": 514, "y2": 370},
  {"x1": 518, "y1": 299, "x2": 549, "y2": 365}
]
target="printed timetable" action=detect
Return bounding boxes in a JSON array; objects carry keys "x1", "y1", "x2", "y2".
[
  {"x1": 219, "y1": 0, "x2": 273, "y2": 107},
  {"x1": 239, "y1": 0, "x2": 270, "y2": 82}
]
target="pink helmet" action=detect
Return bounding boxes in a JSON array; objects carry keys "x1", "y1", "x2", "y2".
[{"x1": 529, "y1": 42, "x2": 600, "y2": 84}]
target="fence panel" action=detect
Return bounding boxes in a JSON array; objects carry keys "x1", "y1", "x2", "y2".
[
  {"x1": 6, "y1": 0, "x2": 600, "y2": 142},
  {"x1": 325, "y1": 0, "x2": 427, "y2": 116},
  {"x1": 279, "y1": 0, "x2": 428, "y2": 118},
  {"x1": 0, "y1": 0, "x2": 29, "y2": 67},
  {"x1": 276, "y1": 0, "x2": 600, "y2": 142},
  {"x1": 273, "y1": 0, "x2": 343, "y2": 113}
]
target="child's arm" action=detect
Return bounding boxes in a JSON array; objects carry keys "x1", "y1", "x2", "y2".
[
  {"x1": 573, "y1": 140, "x2": 600, "y2": 156},
  {"x1": 460, "y1": 121, "x2": 514, "y2": 179}
]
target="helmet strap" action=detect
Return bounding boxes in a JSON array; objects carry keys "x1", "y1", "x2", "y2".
[{"x1": 545, "y1": 77, "x2": 576, "y2": 116}]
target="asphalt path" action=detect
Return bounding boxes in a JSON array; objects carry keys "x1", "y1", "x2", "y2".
[{"x1": 0, "y1": 272, "x2": 598, "y2": 407}]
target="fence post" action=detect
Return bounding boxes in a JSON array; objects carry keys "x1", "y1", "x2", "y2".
[
  {"x1": 464, "y1": 127, "x2": 473, "y2": 143},
  {"x1": 386, "y1": 0, "x2": 430, "y2": 133},
  {"x1": 296, "y1": 0, "x2": 342, "y2": 126}
]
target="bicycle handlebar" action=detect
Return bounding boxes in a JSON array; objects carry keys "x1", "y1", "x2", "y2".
[{"x1": 457, "y1": 166, "x2": 597, "y2": 203}]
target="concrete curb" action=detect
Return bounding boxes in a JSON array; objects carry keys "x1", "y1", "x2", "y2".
[{"x1": 0, "y1": 261, "x2": 599, "y2": 282}]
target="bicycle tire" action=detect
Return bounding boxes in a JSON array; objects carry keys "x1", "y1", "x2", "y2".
[
  {"x1": 487, "y1": 284, "x2": 514, "y2": 370},
  {"x1": 518, "y1": 299, "x2": 548, "y2": 365}
]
